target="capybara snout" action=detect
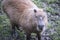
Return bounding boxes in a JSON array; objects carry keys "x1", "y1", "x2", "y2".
[{"x1": 37, "y1": 16, "x2": 45, "y2": 31}]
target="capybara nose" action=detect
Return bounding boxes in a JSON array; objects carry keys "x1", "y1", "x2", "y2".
[{"x1": 38, "y1": 25, "x2": 44, "y2": 30}]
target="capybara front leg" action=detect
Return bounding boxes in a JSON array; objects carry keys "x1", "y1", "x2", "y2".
[
  {"x1": 26, "y1": 33, "x2": 31, "y2": 40},
  {"x1": 37, "y1": 33, "x2": 41, "y2": 40}
]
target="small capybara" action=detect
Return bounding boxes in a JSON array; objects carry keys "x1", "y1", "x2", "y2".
[{"x1": 2, "y1": 0, "x2": 48, "y2": 40}]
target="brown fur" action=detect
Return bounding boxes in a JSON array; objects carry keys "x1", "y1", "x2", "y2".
[{"x1": 2, "y1": 0, "x2": 48, "y2": 40}]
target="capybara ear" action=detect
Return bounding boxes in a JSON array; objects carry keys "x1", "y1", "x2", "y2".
[{"x1": 34, "y1": 9, "x2": 37, "y2": 13}]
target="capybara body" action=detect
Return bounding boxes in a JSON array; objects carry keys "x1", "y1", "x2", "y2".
[{"x1": 2, "y1": 0, "x2": 48, "y2": 40}]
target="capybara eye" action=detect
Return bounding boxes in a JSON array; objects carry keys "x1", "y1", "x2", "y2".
[{"x1": 34, "y1": 9, "x2": 37, "y2": 13}]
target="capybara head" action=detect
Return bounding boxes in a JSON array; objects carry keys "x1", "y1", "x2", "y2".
[
  {"x1": 23, "y1": 8, "x2": 48, "y2": 32},
  {"x1": 34, "y1": 8, "x2": 48, "y2": 32}
]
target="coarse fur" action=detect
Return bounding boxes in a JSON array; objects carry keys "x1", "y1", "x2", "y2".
[{"x1": 2, "y1": 0, "x2": 48, "y2": 40}]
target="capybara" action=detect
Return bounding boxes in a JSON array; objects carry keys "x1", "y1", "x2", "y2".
[{"x1": 2, "y1": 0, "x2": 48, "y2": 40}]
